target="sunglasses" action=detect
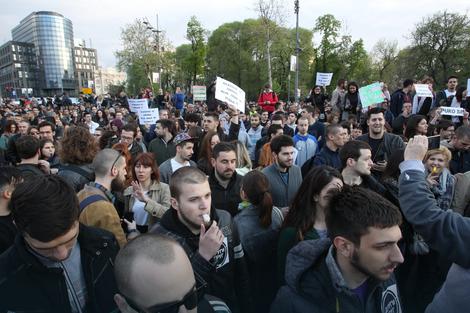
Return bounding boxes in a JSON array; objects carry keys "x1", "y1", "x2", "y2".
[{"x1": 125, "y1": 281, "x2": 206, "y2": 313}]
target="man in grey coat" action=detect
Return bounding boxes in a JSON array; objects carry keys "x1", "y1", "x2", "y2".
[
  {"x1": 159, "y1": 133, "x2": 197, "y2": 184},
  {"x1": 262, "y1": 135, "x2": 302, "y2": 211},
  {"x1": 399, "y1": 135, "x2": 470, "y2": 313}
]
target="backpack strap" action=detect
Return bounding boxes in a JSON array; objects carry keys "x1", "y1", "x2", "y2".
[
  {"x1": 60, "y1": 164, "x2": 95, "y2": 181},
  {"x1": 79, "y1": 194, "x2": 107, "y2": 213}
]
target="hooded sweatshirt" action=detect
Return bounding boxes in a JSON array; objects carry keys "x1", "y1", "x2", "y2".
[{"x1": 271, "y1": 239, "x2": 403, "y2": 313}]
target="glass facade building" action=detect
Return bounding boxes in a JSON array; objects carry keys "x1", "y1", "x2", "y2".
[{"x1": 12, "y1": 11, "x2": 76, "y2": 96}]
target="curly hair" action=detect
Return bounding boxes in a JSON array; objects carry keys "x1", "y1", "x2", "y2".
[{"x1": 58, "y1": 126, "x2": 99, "y2": 165}]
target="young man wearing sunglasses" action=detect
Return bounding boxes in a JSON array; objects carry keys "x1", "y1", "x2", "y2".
[{"x1": 114, "y1": 234, "x2": 231, "y2": 313}]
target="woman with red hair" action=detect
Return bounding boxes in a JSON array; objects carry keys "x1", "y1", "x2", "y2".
[{"x1": 123, "y1": 152, "x2": 170, "y2": 232}]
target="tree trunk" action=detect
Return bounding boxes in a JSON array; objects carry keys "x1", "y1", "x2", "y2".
[{"x1": 266, "y1": 28, "x2": 273, "y2": 87}]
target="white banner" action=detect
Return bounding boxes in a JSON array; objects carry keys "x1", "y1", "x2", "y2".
[
  {"x1": 440, "y1": 107, "x2": 465, "y2": 116},
  {"x1": 467, "y1": 79, "x2": 470, "y2": 95},
  {"x1": 316, "y1": 72, "x2": 333, "y2": 86},
  {"x1": 290, "y1": 55, "x2": 297, "y2": 72},
  {"x1": 128, "y1": 99, "x2": 149, "y2": 112},
  {"x1": 414, "y1": 84, "x2": 433, "y2": 98},
  {"x1": 152, "y1": 72, "x2": 160, "y2": 84},
  {"x1": 215, "y1": 77, "x2": 246, "y2": 113},
  {"x1": 192, "y1": 85, "x2": 206, "y2": 101},
  {"x1": 137, "y1": 108, "x2": 160, "y2": 124}
]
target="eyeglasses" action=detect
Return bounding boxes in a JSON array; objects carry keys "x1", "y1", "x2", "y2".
[{"x1": 125, "y1": 281, "x2": 206, "y2": 313}]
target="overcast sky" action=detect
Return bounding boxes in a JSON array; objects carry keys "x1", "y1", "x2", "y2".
[{"x1": 1, "y1": 0, "x2": 468, "y2": 68}]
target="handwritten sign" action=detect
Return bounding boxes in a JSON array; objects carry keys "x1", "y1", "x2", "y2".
[
  {"x1": 128, "y1": 99, "x2": 149, "y2": 112},
  {"x1": 315, "y1": 72, "x2": 333, "y2": 86},
  {"x1": 192, "y1": 85, "x2": 206, "y2": 101},
  {"x1": 359, "y1": 82, "x2": 385, "y2": 108},
  {"x1": 414, "y1": 84, "x2": 433, "y2": 98},
  {"x1": 137, "y1": 108, "x2": 160, "y2": 124},
  {"x1": 215, "y1": 77, "x2": 246, "y2": 113},
  {"x1": 440, "y1": 107, "x2": 465, "y2": 116}
]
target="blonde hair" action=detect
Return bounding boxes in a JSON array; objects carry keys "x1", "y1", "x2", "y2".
[
  {"x1": 235, "y1": 141, "x2": 252, "y2": 169},
  {"x1": 424, "y1": 147, "x2": 452, "y2": 167}
]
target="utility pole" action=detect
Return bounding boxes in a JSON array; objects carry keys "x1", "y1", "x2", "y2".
[
  {"x1": 143, "y1": 16, "x2": 163, "y2": 91},
  {"x1": 294, "y1": 0, "x2": 300, "y2": 103}
]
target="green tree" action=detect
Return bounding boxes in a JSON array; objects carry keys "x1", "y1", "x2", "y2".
[
  {"x1": 372, "y1": 39, "x2": 398, "y2": 80},
  {"x1": 411, "y1": 11, "x2": 470, "y2": 85},
  {"x1": 313, "y1": 14, "x2": 341, "y2": 74},
  {"x1": 185, "y1": 16, "x2": 207, "y2": 85}
]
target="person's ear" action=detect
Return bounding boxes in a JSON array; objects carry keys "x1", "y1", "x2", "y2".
[
  {"x1": 170, "y1": 197, "x2": 179, "y2": 211},
  {"x1": 114, "y1": 294, "x2": 136, "y2": 313},
  {"x1": 346, "y1": 158, "x2": 355, "y2": 168},
  {"x1": 210, "y1": 157, "x2": 216, "y2": 168},
  {"x1": 333, "y1": 236, "x2": 354, "y2": 258},
  {"x1": 2, "y1": 188, "x2": 12, "y2": 200}
]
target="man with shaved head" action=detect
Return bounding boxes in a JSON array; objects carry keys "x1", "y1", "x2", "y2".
[{"x1": 113, "y1": 234, "x2": 231, "y2": 313}]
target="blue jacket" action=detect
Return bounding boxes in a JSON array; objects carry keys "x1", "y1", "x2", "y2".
[
  {"x1": 293, "y1": 133, "x2": 318, "y2": 168},
  {"x1": 173, "y1": 93, "x2": 185, "y2": 110},
  {"x1": 399, "y1": 161, "x2": 470, "y2": 313}
]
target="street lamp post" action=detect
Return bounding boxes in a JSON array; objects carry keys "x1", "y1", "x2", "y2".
[
  {"x1": 143, "y1": 15, "x2": 163, "y2": 91},
  {"x1": 294, "y1": 0, "x2": 300, "y2": 103}
]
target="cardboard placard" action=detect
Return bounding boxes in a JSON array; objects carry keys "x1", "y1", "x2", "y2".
[
  {"x1": 192, "y1": 85, "x2": 206, "y2": 101},
  {"x1": 414, "y1": 84, "x2": 433, "y2": 98},
  {"x1": 315, "y1": 72, "x2": 333, "y2": 86},
  {"x1": 359, "y1": 82, "x2": 385, "y2": 108},
  {"x1": 128, "y1": 99, "x2": 149, "y2": 112},
  {"x1": 440, "y1": 107, "x2": 465, "y2": 116},
  {"x1": 137, "y1": 108, "x2": 160, "y2": 124},
  {"x1": 215, "y1": 77, "x2": 246, "y2": 113}
]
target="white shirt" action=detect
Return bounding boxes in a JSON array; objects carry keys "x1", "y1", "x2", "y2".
[
  {"x1": 171, "y1": 158, "x2": 190, "y2": 172},
  {"x1": 132, "y1": 191, "x2": 149, "y2": 225}
]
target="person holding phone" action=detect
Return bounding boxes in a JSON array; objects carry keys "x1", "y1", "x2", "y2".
[
  {"x1": 123, "y1": 152, "x2": 171, "y2": 233},
  {"x1": 423, "y1": 147, "x2": 455, "y2": 211}
]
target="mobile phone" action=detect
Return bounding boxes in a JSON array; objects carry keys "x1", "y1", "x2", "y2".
[{"x1": 121, "y1": 211, "x2": 134, "y2": 232}]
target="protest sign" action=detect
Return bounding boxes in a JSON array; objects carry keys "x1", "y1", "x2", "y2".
[
  {"x1": 290, "y1": 55, "x2": 297, "y2": 72},
  {"x1": 359, "y1": 82, "x2": 385, "y2": 108},
  {"x1": 315, "y1": 73, "x2": 333, "y2": 86},
  {"x1": 128, "y1": 99, "x2": 149, "y2": 112},
  {"x1": 467, "y1": 79, "x2": 470, "y2": 95},
  {"x1": 215, "y1": 77, "x2": 246, "y2": 113},
  {"x1": 414, "y1": 84, "x2": 433, "y2": 98},
  {"x1": 192, "y1": 85, "x2": 207, "y2": 101},
  {"x1": 69, "y1": 97, "x2": 80, "y2": 105},
  {"x1": 152, "y1": 72, "x2": 160, "y2": 83},
  {"x1": 440, "y1": 107, "x2": 465, "y2": 116},
  {"x1": 137, "y1": 108, "x2": 160, "y2": 125}
]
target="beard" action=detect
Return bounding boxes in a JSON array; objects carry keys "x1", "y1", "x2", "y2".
[
  {"x1": 179, "y1": 209, "x2": 203, "y2": 231},
  {"x1": 111, "y1": 176, "x2": 126, "y2": 193},
  {"x1": 350, "y1": 248, "x2": 395, "y2": 282}
]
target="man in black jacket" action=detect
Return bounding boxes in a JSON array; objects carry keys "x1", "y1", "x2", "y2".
[
  {"x1": 150, "y1": 167, "x2": 253, "y2": 313},
  {"x1": 0, "y1": 175, "x2": 119, "y2": 313},
  {"x1": 390, "y1": 79, "x2": 414, "y2": 117},
  {"x1": 209, "y1": 142, "x2": 242, "y2": 216}
]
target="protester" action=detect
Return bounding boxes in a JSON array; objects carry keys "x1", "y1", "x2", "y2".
[
  {"x1": 233, "y1": 170, "x2": 284, "y2": 312},
  {"x1": 197, "y1": 130, "x2": 220, "y2": 175},
  {"x1": 0, "y1": 175, "x2": 119, "y2": 313},
  {"x1": 390, "y1": 78, "x2": 414, "y2": 117},
  {"x1": 435, "y1": 75, "x2": 458, "y2": 107},
  {"x1": 0, "y1": 120, "x2": 17, "y2": 150},
  {"x1": 258, "y1": 84, "x2": 278, "y2": 113},
  {"x1": 123, "y1": 152, "x2": 171, "y2": 232},
  {"x1": 159, "y1": 132, "x2": 197, "y2": 184},
  {"x1": 293, "y1": 116, "x2": 318, "y2": 167},
  {"x1": 262, "y1": 135, "x2": 302, "y2": 210},
  {"x1": 441, "y1": 125, "x2": 470, "y2": 174},
  {"x1": 15, "y1": 135, "x2": 50, "y2": 177},
  {"x1": 113, "y1": 234, "x2": 231, "y2": 313},
  {"x1": 119, "y1": 123, "x2": 144, "y2": 160},
  {"x1": 0, "y1": 166, "x2": 22, "y2": 254},
  {"x1": 39, "y1": 138, "x2": 59, "y2": 168},
  {"x1": 150, "y1": 167, "x2": 253, "y2": 313},
  {"x1": 398, "y1": 135, "x2": 470, "y2": 313},
  {"x1": 57, "y1": 126, "x2": 99, "y2": 192},
  {"x1": 277, "y1": 166, "x2": 343, "y2": 285},
  {"x1": 78, "y1": 148, "x2": 136, "y2": 247},
  {"x1": 423, "y1": 147, "x2": 455, "y2": 211},
  {"x1": 148, "y1": 119, "x2": 176, "y2": 166},
  {"x1": 234, "y1": 140, "x2": 253, "y2": 176},
  {"x1": 271, "y1": 186, "x2": 404, "y2": 313}
]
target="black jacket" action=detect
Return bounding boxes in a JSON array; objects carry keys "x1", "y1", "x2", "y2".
[
  {"x1": 0, "y1": 224, "x2": 119, "y2": 313},
  {"x1": 150, "y1": 208, "x2": 253, "y2": 313},
  {"x1": 209, "y1": 171, "x2": 242, "y2": 217}
]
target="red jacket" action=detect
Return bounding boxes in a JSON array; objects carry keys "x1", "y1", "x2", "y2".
[{"x1": 258, "y1": 91, "x2": 278, "y2": 113}]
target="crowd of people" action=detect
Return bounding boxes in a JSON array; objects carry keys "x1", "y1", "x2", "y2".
[{"x1": 0, "y1": 75, "x2": 470, "y2": 313}]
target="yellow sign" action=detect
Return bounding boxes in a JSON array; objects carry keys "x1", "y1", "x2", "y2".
[{"x1": 81, "y1": 88, "x2": 93, "y2": 94}]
